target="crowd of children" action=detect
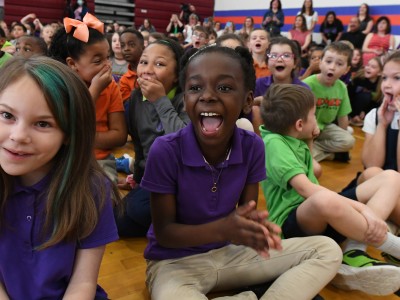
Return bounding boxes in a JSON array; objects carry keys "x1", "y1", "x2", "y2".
[{"x1": 2, "y1": 2, "x2": 400, "y2": 299}]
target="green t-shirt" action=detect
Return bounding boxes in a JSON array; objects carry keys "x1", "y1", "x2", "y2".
[
  {"x1": 260, "y1": 126, "x2": 319, "y2": 232},
  {"x1": 0, "y1": 51, "x2": 12, "y2": 68},
  {"x1": 303, "y1": 74, "x2": 352, "y2": 130}
]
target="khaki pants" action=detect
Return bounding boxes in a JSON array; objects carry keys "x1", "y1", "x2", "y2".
[
  {"x1": 313, "y1": 124, "x2": 355, "y2": 162},
  {"x1": 146, "y1": 236, "x2": 341, "y2": 300}
]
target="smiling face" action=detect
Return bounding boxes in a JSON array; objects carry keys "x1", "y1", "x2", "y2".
[
  {"x1": 381, "y1": 60, "x2": 400, "y2": 110},
  {"x1": 319, "y1": 50, "x2": 349, "y2": 86},
  {"x1": 183, "y1": 52, "x2": 252, "y2": 151},
  {"x1": 351, "y1": 49, "x2": 361, "y2": 67},
  {"x1": 67, "y1": 39, "x2": 110, "y2": 85},
  {"x1": 137, "y1": 43, "x2": 178, "y2": 94},
  {"x1": 268, "y1": 43, "x2": 296, "y2": 83},
  {"x1": 364, "y1": 58, "x2": 382, "y2": 80},
  {"x1": 0, "y1": 75, "x2": 64, "y2": 186},
  {"x1": 249, "y1": 30, "x2": 269, "y2": 55}
]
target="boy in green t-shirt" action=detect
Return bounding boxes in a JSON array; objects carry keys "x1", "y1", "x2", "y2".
[
  {"x1": 303, "y1": 42, "x2": 355, "y2": 162},
  {"x1": 260, "y1": 84, "x2": 400, "y2": 296}
]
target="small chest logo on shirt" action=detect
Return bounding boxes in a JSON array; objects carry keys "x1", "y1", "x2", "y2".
[{"x1": 316, "y1": 98, "x2": 341, "y2": 108}]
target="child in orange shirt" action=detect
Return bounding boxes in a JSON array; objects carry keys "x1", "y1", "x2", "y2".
[
  {"x1": 119, "y1": 29, "x2": 144, "y2": 102},
  {"x1": 49, "y1": 13, "x2": 127, "y2": 183}
]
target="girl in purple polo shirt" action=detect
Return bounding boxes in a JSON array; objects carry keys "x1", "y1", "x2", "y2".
[
  {"x1": 0, "y1": 57, "x2": 119, "y2": 299},
  {"x1": 140, "y1": 45, "x2": 342, "y2": 300}
]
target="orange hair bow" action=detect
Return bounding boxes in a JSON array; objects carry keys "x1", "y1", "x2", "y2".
[{"x1": 64, "y1": 13, "x2": 104, "y2": 42}]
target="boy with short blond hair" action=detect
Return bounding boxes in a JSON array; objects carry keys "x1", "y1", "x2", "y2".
[
  {"x1": 261, "y1": 84, "x2": 400, "y2": 296},
  {"x1": 248, "y1": 28, "x2": 271, "y2": 78},
  {"x1": 303, "y1": 42, "x2": 355, "y2": 162}
]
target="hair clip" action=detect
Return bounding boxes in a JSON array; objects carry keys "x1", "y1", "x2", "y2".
[{"x1": 64, "y1": 13, "x2": 104, "y2": 43}]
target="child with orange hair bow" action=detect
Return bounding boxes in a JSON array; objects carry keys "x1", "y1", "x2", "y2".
[{"x1": 49, "y1": 13, "x2": 127, "y2": 183}]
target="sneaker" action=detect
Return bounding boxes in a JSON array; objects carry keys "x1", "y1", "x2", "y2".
[
  {"x1": 116, "y1": 155, "x2": 133, "y2": 174},
  {"x1": 331, "y1": 250, "x2": 400, "y2": 295},
  {"x1": 382, "y1": 252, "x2": 400, "y2": 266}
]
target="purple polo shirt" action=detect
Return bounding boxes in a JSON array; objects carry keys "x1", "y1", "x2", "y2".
[
  {"x1": 254, "y1": 75, "x2": 310, "y2": 97},
  {"x1": 0, "y1": 174, "x2": 118, "y2": 299},
  {"x1": 141, "y1": 123, "x2": 266, "y2": 260}
]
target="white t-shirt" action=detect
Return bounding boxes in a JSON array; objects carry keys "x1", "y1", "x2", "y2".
[
  {"x1": 362, "y1": 108, "x2": 400, "y2": 134},
  {"x1": 297, "y1": 11, "x2": 318, "y2": 31}
]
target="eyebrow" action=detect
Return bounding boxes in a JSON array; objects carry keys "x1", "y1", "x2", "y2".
[
  {"x1": 187, "y1": 74, "x2": 235, "y2": 81},
  {"x1": 0, "y1": 103, "x2": 55, "y2": 119}
]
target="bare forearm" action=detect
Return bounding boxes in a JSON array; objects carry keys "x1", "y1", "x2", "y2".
[
  {"x1": 95, "y1": 130, "x2": 127, "y2": 149},
  {"x1": 337, "y1": 116, "x2": 349, "y2": 130},
  {"x1": 63, "y1": 283, "x2": 97, "y2": 300},
  {"x1": 155, "y1": 218, "x2": 230, "y2": 248}
]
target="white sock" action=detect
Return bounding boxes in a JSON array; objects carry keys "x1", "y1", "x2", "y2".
[
  {"x1": 343, "y1": 239, "x2": 367, "y2": 253},
  {"x1": 377, "y1": 233, "x2": 400, "y2": 259}
]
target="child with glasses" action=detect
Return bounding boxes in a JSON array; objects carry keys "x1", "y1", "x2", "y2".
[
  {"x1": 184, "y1": 25, "x2": 209, "y2": 51},
  {"x1": 251, "y1": 37, "x2": 311, "y2": 135},
  {"x1": 303, "y1": 42, "x2": 355, "y2": 162}
]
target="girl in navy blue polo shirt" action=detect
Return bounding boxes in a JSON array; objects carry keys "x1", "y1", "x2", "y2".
[
  {"x1": 0, "y1": 57, "x2": 119, "y2": 299},
  {"x1": 140, "y1": 45, "x2": 342, "y2": 300}
]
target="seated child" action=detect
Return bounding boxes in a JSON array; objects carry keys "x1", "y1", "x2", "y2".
[
  {"x1": 348, "y1": 56, "x2": 382, "y2": 126},
  {"x1": 49, "y1": 13, "x2": 127, "y2": 183},
  {"x1": 0, "y1": 27, "x2": 13, "y2": 67},
  {"x1": 303, "y1": 42, "x2": 355, "y2": 162},
  {"x1": 215, "y1": 33, "x2": 246, "y2": 48},
  {"x1": 114, "y1": 38, "x2": 190, "y2": 237},
  {"x1": 260, "y1": 83, "x2": 400, "y2": 296},
  {"x1": 248, "y1": 28, "x2": 271, "y2": 78},
  {"x1": 40, "y1": 24, "x2": 54, "y2": 48},
  {"x1": 141, "y1": 45, "x2": 342, "y2": 300},
  {"x1": 299, "y1": 45, "x2": 323, "y2": 80},
  {"x1": 184, "y1": 25, "x2": 209, "y2": 52},
  {"x1": 0, "y1": 56, "x2": 120, "y2": 299},
  {"x1": 119, "y1": 29, "x2": 144, "y2": 102},
  {"x1": 15, "y1": 35, "x2": 47, "y2": 58}
]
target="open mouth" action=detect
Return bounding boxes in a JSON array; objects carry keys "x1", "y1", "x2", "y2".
[
  {"x1": 386, "y1": 93, "x2": 394, "y2": 103},
  {"x1": 327, "y1": 72, "x2": 334, "y2": 78},
  {"x1": 275, "y1": 66, "x2": 285, "y2": 72},
  {"x1": 200, "y1": 112, "x2": 223, "y2": 133},
  {"x1": 255, "y1": 43, "x2": 261, "y2": 49},
  {"x1": 194, "y1": 41, "x2": 201, "y2": 48}
]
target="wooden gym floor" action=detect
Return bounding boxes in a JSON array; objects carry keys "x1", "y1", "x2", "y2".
[{"x1": 98, "y1": 127, "x2": 400, "y2": 300}]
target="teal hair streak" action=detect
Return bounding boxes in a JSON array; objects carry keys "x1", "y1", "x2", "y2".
[{"x1": 29, "y1": 64, "x2": 78, "y2": 235}]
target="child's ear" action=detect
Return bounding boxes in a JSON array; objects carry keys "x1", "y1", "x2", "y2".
[
  {"x1": 295, "y1": 118, "x2": 303, "y2": 132},
  {"x1": 66, "y1": 57, "x2": 77, "y2": 71},
  {"x1": 242, "y1": 90, "x2": 253, "y2": 115}
]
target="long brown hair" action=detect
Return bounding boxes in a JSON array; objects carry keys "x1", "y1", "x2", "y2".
[{"x1": 0, "y1": 57, "x2": 121, "y2": 249}]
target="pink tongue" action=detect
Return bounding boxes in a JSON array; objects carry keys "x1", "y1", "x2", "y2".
[{"x1": 202, "y1": 116, "x2": 223, "y2": 132}]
